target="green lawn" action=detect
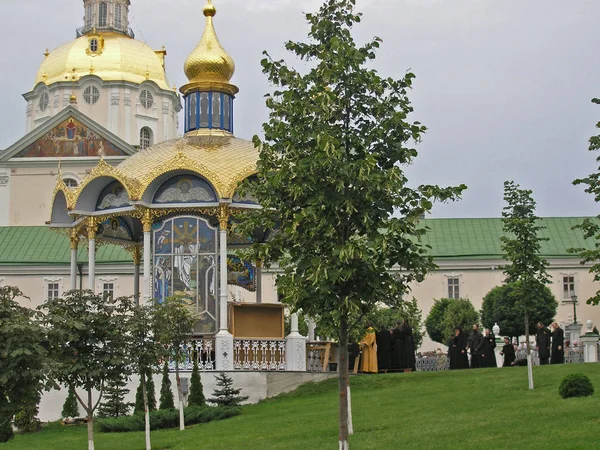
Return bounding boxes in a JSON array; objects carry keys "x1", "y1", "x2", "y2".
[{"x1": 4, "y1": 364, "x2": 600, "y2": 449}]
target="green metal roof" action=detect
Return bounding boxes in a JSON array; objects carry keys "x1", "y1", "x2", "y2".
[
  {"x1": 0, "y1": 217, "x2": 597, "y2": 265},
  {"x1": 419, "y1": 217, "x2": 598, "y2": 260},
  {"x1": 0, "y1": 227, "x2": 131, "y2": 265}
]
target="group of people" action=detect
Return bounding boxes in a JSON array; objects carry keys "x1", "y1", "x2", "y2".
[
  {"x1": 449, "y1": 324, "x2": 498, "y2": 369},
  {"x1": 357, "y1": 320, "x2": 416, "y2": 373},
  {"x1": 450, "y1": 322, "x2": 566, "y2": 369}
]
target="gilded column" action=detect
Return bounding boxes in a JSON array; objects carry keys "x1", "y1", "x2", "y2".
[
  {"x1": 87, "y1": 218, "x2": 96, "y2": 292},
  {"x1": 69, "y1": 229, "x2": 79, "y2": 291},
  {"x1": 133, "y1": 246, "x2": 141, "y2": 306},
  {"x1": 142, "y1": 211, "x2": 152, "y2": 303},
  {"x1": 215, "y1": 203, "x2": 233, "y2": 371}
]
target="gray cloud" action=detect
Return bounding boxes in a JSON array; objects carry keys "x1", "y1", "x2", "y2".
[{"x1": 0, "y1": 0, "x2": 598, "y2": 218}]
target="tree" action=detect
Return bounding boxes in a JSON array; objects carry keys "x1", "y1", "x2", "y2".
[
  {"x1": 159, "y1": 362, "x2": 175, "y2": 410},
  {"x1": 188, "y1": 360, "x2": 205, "y2": 407},
  {"x1": 154, "y1": 297, "x2": 196, "y2": 431},
  {"x1": 425, "y1": 298, "x2": 453, "y2": 345},
  {"x1": 13, "y1": 395, "x2": 41, "y2": 433},
  {"x1": 40, "y1": 290, "x2": 132, "y2": 450},
  {"x1": 501, "y1": 181, "x2": 551, "y2": 390},
  {"x1": 62, "y1": 386, "x2": 80, "y2": 418},
  {"x1": 127, "y1": 304, "x2": 163, "y2": 450},
  {"x1": 366, "y1": 298, "x2": 424, "y2": 349},
  {"x1": 572, "y1": 98, "x2": 600, "y2": 305},
  {"x1": 440, "y1": 298, "x2": 479, "y2": 345},
  {"x1": 97, "y1": 377, "x2": 133, "y2": 418},
  {"x1": 238, "y1": 1, "x2": 466, "y2": 447},
  {"x1": 210, "y1": 373, "x2": 248, "y2": 409},
  {"x1": 481, "y1": 283, "x2": 557, "y2": 339},
  {"x1": 0, "y1": 286, "x2": 47, "y2": 443}
]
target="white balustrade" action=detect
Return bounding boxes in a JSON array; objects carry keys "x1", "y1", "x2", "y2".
[{"x1": 233, "y1": 339, "x2": 287, "y2": 371}]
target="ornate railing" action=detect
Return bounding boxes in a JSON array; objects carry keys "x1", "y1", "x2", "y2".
[
  {"x1": 76, "y1": 26, "x2": 135, "y2": 38},
  {"x1": 167, "y1": 339, "x2": 215, "y2": 372},
  {"x1": 233, "y1": 339, "x2": 286, "y2": 371},
  {"x1": 565, "y1": 346, "x2": 584, "y2": 364},
  {"x1": 415, "y1": 355, "x2": 450, "y2": 372}
]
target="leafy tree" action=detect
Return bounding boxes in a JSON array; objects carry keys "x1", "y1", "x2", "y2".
[
  {"x1": 501, "y1": 181, "x2": 551, "y2": 390},
  {"x1": 13, "y1": 395, "x2": 41, "y2": 433},
  {"x1": 62, "y1": 386, "x2": 80, "y2": 418},
  {"x1": 154, "y1": 298, "x2": 196, "y2": 431},
  {"x1": 238, "y1": 1, "x2": 465, "y2": 446},
  {"x1": 188, "y1": 360, "x2": 205, "y2": 407},
  {"x1": 572, "y1": 98, "x2": 600, "y2": 305},
  {"x1": 481, "y1": 283, "x2": 557, "y2": 339},
  {"x1": 40, "y1": 290, "x2": 132, "y2": 450},
  {"x1": 159, "y1": 362, "x2": 175, "y2": 410},
  {"x1": 425, "y1": 298, "x2": 453, "y2": 345},
  {"x1": 440, "y1": 298, "x2": 479, "y2": 345},
  {"x1": 210, "y1": 373, "x2": 248, "y2": 409},
  {"x1": 0, "y1": 286, "x2": 47, "y2": 443},
  {"x1": 97, "y1": 377, "x2": 133, "y2": 418},
  {"x1": 127, "y1": 304, "x2": 162, "y2": 450},
  {"x1": 365, "y1": 298, "x2": 424, "y2": 349}
]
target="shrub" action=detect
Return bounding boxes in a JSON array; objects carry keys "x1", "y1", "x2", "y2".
[
  {"x1": 61, "y1": 386, "x2": 79, "y2": 418},
  {"x1": 159, "y1": 362, "x2": 175, "y2": 410},
  {"x1": 134, "y1": 370, "x2": 156, "y2": 415},
  {"x1": 188, "y1": 360, "x2": 205, "y2": 406},
  {"x1": 210, "y1": 372, "x2": 248, "y2": 408},
  {"x1": 97, "y1": 405, "x2": 240, "y2": 433},
  {"x1": 13, "y1": 403, "x2": 41, "y2": 433},
  {"x1": 559, "y1": 374, "x2": 594, "y2": 399},
  {"x1": 97, "y1": 377, "x2": 133, "y2": 418}
]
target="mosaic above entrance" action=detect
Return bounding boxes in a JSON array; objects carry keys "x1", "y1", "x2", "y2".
[{"x1": 16, "y1": 117, "x2": 127, "y2": 158}]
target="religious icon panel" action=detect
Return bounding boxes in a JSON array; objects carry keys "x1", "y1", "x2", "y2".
[{"x1": 153, "y1": 216, "x2": 218, "y2": 335}]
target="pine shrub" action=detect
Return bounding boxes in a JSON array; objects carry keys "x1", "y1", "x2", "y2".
[
  {"x1": 134, "y1": 370, "x2": 157, "y2": 414},
  {"x1": 61, "y1": 386, "x2": 79, "y2": 418},
  {"x1": 559, "y1": 373, "x2": 594, "y2": 399},
  {"x1": 97, "y1": 377, "x2": 133, "y2": 418},
  {"x1": 159, "y1": 362, "x2": 175, "y2": 410},
  {"x1": 188, "y1": 359, "x2": 205, "y2": 406},
  {"x1": 210, "y1": 372, "x2": 248, "y2": 408}
]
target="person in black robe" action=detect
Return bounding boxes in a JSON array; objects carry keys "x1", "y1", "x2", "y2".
[
  {"x1": 391, "y1": 321, "x2": 403, "y2": 371},
  {"x1": 348, "y1": 342, "x2": 360, "y2": 371},
  {"x1": 376, "y1": 324, "x2": 393, "y2": 372},
  {"x1": 481, "y1": 328, "x2": 497, "y2": 368},
  {"x1": 400, "y1": 319, "x2": 416, "y2": 371},
  {"x1": 550, "y1": 322, "x2": 564, "y2": 364},
  {"x1": 449, "y1": 327, "x2": 469, "y2": 370},
  {"x1": 500, "y1": 337, "x2": 516, "y2": 366},
  {"x1": 536, "y1": 322, "x2": 551, "y2": 365},
  {"x1": 468, "y1": 324, "x2": 484, "y2": 368}
]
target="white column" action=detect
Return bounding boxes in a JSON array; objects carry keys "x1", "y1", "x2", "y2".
[
  {"x1": 581, "y1": 320, "x2": 599, "y2": 363},
  {"x1": 215, "y1": 205, "x2": 234, "y2": 371},
  {"x1": 133, "y1": 247, "x2": 141, "y2": 306},
  {"x1": 70, "y1": 233, "x2": 78, "y2": 291},
  {"x1": 143, "y1": 228, "x2": 151, "y2": 303},
  {"x1": 88, "y1": 239, "x2": 96, "y2": 292},
  {"x1": 307, "y1": 318, "x2": 316, "y2": 342},
  {"x1": 286, "y1": 312, "x2": 307, "y2": 371}
]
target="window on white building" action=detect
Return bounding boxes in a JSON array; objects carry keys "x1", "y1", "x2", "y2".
[
  {"x1": 39, "y1": 92, "x2": 49, "y2": 112},
  {"x1": 563, "y1": 275, "x2": 576, "y2": 300},
  {"x1": 140, "y1": 127, "x2": 153, "y2": 150},
  {"x1": 98, "y1": 2, "x2": 108, "y2": 27},
  {"x1": 85, "y1": 4, "x2": 93, "y2": 29},
  {"x1": 140, "y1": 90, "x2": 154, "y2": 109},
  {"x1": 114, "y1": 4, "x2": 122, "y2": 29},
  {"x1": 63, "y1": 178, "x2": 79, "y2": 188},
  {"x1": 447, "y1": 277, "x2": 460, "y2": 299},
  {"x1": 45, "y1": 280, "x2": 61, "y2": 301},
  {"x1": 83, "y1": 86, "x2": 100, "y2": 104},
  {"x1": 102, "y1": 282, "x2": 115, "y2": 303}
]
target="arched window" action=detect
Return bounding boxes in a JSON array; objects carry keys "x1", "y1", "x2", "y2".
[
  {"x1": 98, "y1": 2, "x2": 108, "y2": 27},
  {"x1": 200, "y1": 93, "x2": 209, "y2": 127},
  {"x1": 63, "y1": 178, "x2": 79, "y2": 188},
  {"x1": 114, "y1": 4, "x2": 123, "y2": 29},
  {"x1": 83, "y1": 86, "x2": 100, "y2": 104},
  {"x1": 189, "y1": 94, "x2": 197, "y2": 130},
  {"x1": 140, "y1": 127, "x2": 153, "y2": 150},
  {"x1": 89, "y1": 39, "x2": 98, "y2": 52},
  {"x1": 212, "y1": 93, "x2": 221, "y2": 128},
  {"x1": 85, "y1": 4, "x2": 93, "y2": 29}
]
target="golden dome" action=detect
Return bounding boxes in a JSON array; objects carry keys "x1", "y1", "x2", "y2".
[
  {"x1": 183, "y1": 0, "x2": 235, "y2": 85},
  {"x1": 34, "y1": 32, "x2": 171, "y2": 90}
]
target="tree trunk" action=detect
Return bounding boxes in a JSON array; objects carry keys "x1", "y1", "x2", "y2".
[
  {"x1": 142, "y1": 373, "x2": 151, "y2": 450},
  {"x1": 87, "y1": 388, "x2": 94, "y2": 450},
  {"x1": 175, "y1": 364, "x2": 185, "y2": 431},
  {"x1": 338, "y1": 312, "x2": 350, "y2": 450},
  {"x1": 525, "y1": 312, "x2": 534, "y2": 390}
]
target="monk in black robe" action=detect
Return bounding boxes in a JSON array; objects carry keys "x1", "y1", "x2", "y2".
[
  {"x1": 481, "y1": 329, "x2": 497, "y2": 368},
  {"x1": 376, "y1": 325, "x2": 393, "y2": 372},
  {"x1": 449, "y1": 327, "x2": 469, "y2": 370},
  {"x1": 536, "y1": 322, "x2": 551, "y2": 365},
  {"x1": 550, "y1": 322, "x2": 564, "y2": 364},
  {"x1": 400, "y1": 319, "x2": 416, "y2": 371},
  {"x1": 500, "y1": 337, "x2": 516, "y2": 367},
  {"x1": 468, "y1": 324, "x2": 484, "y2": 369},
  {"x1": 391, "y1": 321, "x2": 403, "y2": 371}
]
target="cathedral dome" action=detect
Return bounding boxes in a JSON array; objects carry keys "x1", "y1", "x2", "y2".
[
  {"x1": 35, "y1": 32, "x2": 171, "y2": 91},
  {"x1": 183, "y1": 1, "x2": 235, "y2": 85}
]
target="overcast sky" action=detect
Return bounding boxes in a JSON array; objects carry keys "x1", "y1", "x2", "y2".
[{"x1": 0, "y1": 0, "x2": 598, "y2": 218}]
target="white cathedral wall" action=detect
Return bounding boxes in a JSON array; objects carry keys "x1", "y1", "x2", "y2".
[{"x1": 0, "y1": 169, "x2": 10, "y2": 226}]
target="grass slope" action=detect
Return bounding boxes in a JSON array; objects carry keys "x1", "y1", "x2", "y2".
[{"x1": 4, "y1": 364, "x2": 599, "y2": 449}]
